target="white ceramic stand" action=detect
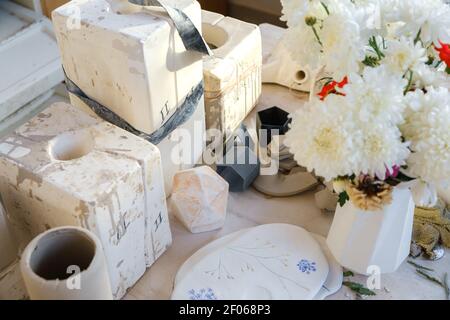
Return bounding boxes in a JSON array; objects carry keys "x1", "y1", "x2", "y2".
[
  {"x1": 260, "y1": 23, "x2": 319, "y2": 93},
  {"x1": 21, "y1": 227, "x2": 113, "y2": 300}
]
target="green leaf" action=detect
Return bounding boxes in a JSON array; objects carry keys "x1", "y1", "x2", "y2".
[
  {"x1": 343, "y1": 281, "x2": 376, "y2": 296},
  {"x1": 362, "y1": 56, "x2": 380, "y2": 67},
  {"x1": 395, "y1": 171, "x2": 415, "y2": 182},
  {"x1": 338, "y1": 191, "x2": 350, "y2": 207},
  {"x1": 403, "y1": 69, "x2": 414, "y2": 95},
  {"x1": 413, "y1": 28, "x2": 422, "y2": 45},
  {"x1": 321, "y1": 1, "x2": 330, "y2": 15},
  {"x1": 416, "y1": 270, "x2": 444, "y2": 287},
  {"x1": 446, "y1": 66, "x2": 450, "y2": 75},
  {"x1": 407, "y1": 260, "x2": 434, "y2": 272},
  {"x1": 343, "y1": 271, "x2": 354, "y2": 277}
]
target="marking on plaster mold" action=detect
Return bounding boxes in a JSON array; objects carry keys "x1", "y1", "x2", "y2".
[
  {"x1": 160, "y1": 101, "x2": 170, "y2": 123},
  {"x1": 154, "y1": 212, "x2": 163, "y2": 231},
  {"x1": 75, "y1": 201, "x2": 91, "y2": 230},
  {"x1": 16, "y1": 167, "x2": 43, "y2": 188}
]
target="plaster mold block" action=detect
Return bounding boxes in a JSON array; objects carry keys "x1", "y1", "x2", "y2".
[
  {"x1": 171, "y1": 166, "x2": 229, "y2": 233},
  {"x1": 202, "y1": 10, "x2": 262, "y2": 140},
  {"x1": 0, "y1": 102, "x2": 172, "y2": 299},
  {"x1": 0, "y1": 201, "x2": 17, "y2": 271},
  {"x1": 0, "y1": 260, "x2": 27, "y2": 300},
  {"x1": 52, "y1": 0, "x2": 206, "y2": 195},
  {"x1": 0, "y1": 1, "x2": 63, "y2": 128}
]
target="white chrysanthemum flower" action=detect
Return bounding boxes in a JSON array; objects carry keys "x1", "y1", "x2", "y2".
[
  {"x1": 388, "y1": 0, "x2": 450, "y2": 45},
  {"x1": 353, "y1": 123, "x2": 410, "y2": 178},
  {"x1": 285, "y1": 92, "x2": 409, "y2": 181},
  {"x1": 282, "y1": 0, "x2": 367, "y2": 78},
  {"x1": 320, "y1": 5, "x2": 366, "y2": 78},
  {"x1": 384, "y1": 37, "x2": 427, "y2": 75},
  {"x1": 283, "y1": 20, "x2": 324, "y2": 70},
  {"x1": 280, "y1": 0, "x2": 328, "y2": 27},
  {"x1": 352, "y1": 0, "x2": 395, "y2": 37},
  {"x1": 413, "y1": 64, "x2": 450, "y2": 90},
  {"x1": 284, "y1": 95, "x2": 358, "y2": 181},
  {"x1": 401, "y1": 87, "x2": 450, "y2": 185},
  {"x1": 344, "y1": 66, "x2": 407, "y2": 124}
]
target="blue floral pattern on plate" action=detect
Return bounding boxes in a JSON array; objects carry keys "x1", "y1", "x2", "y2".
[
  {"x1": 188, "y1": 288, "x2": 218, "y2": 300},
  {"x1": 297, "y1": 259, "x2": 317, "y2": 274}
]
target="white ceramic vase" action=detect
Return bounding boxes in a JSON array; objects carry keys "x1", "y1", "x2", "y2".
[
  {"x1": 20, "y1": 227, "x2": 113, "y2": 300},
  {"x1": 326, "y1": 185, "x2": 415, "y2": 275}
]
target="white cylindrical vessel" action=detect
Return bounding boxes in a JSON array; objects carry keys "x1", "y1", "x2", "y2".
[{"x1": 20, "y1": 227, "x2": 113, "y2": 300}]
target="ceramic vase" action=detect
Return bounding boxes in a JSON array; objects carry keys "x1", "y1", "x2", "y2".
[
  {"x1": 326, "y1": 185, "x2": 415, "y2": 275},
  {"x1": 20, "y1": 227, "x2": 113, "y2": 300}
]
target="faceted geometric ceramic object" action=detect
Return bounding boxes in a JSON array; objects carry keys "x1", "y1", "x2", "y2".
[
  {"x1": 173, "y1": 227, "x2": 342, "y2": 300},
  {"x1": 171, "y1": 224, "x2": 329, "y2": 300},
  {"x1": 217, "y1": 146, "x2": 260, "y2": 192},
  {"x1": 172, "y1": 166, "x2": 229, "y2": 233},
  {"x1": 224, "y1": 124, "x2": 255, "y2": 153},
  {"x1": 327, "y1": 186, "x2": 415, "y2": 275},
  {"x1": 257, "y1": 106, "x2": 291, "y2": 145}
]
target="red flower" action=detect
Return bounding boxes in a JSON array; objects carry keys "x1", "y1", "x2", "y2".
[
  {"x1": 435, "y1": 41, "x2": 450, "y2": 67},
  {"x1": 317, "y1": 76, "x2": 348, "y2": 100}
]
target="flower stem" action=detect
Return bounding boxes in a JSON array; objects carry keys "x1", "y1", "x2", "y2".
[
  {"x1": 369, "y1": 36, "x2": 385, "y2": 60},
  {"x1": 311, "y1": 25, "x2": 323, "y2": 47},
  {"x1": 321, "y1": 2, "x2": 330, "y2": 15},
  {"x1": 403, "y1": 69, "x2": 414, "y2": 95},
  {"x1": 414, "y1": 28, "x2": 422, "y2": 45}
]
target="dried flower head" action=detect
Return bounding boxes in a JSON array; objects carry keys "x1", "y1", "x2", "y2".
[{"x1": 346, "y1": 176, "x2": 393, "y2": 211}]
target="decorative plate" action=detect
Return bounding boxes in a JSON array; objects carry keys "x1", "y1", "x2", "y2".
[
  {"x1": 171, "y1": 224, "x2": 329, "y2": 300},
  {"x1": 311, "y1": 235, "x2": 343, "y2": 300},
  {"x1": 174, "y1": 228, "x2": 342, "y2": 300}
]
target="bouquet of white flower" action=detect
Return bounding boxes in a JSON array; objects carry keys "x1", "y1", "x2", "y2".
[{"x1": 283, "y1": 0, "x2": 450, "y2": 210}]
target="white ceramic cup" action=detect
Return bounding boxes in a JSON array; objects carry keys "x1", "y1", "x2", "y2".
[{"x1": 20, "y1": 226, "x2": 113, "y2": 300}]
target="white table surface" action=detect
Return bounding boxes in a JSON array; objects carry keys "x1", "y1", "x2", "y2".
[{"x1": 124, "y1": 84, "x2": 450, "y2": 300}]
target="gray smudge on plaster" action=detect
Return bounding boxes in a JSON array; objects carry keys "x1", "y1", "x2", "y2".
[
  {"x1": 111, "y1": 39, "x2": 143, "y2": 61},
  {"x1": 16, "y1": 167, "x2": 43, "y2": 188}
]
